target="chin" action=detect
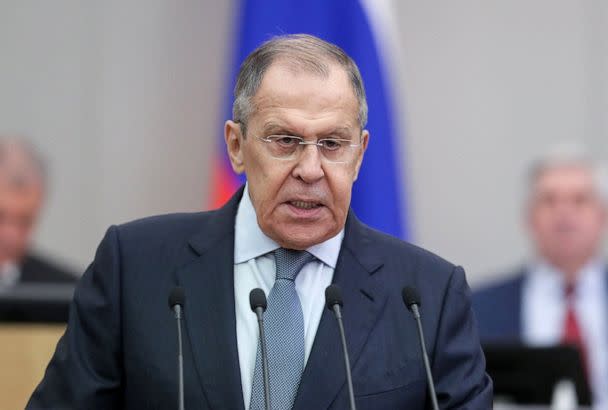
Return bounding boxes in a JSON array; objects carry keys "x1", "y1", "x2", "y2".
[
  {"x1": 278, "y1": 234, "x2": 327, "y2": 250},
  {"x1": 273, "y1": 226, "x2": 338, "y2": 250}
]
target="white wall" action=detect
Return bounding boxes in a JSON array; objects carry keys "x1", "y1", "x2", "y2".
[
  {"x1": 0, "y1": 0, "x2": 232, "y2": 268},
  {"x1": 0, "y1": 0, "x2": 606, "y2": 286},
  {"x1": 394, "y1": 0, "x2": 608, "y2": 285}
]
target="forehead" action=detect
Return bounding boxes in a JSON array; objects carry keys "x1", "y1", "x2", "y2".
[
  {"x1": 250, "y1": 62, "x2": 359, "y2": 129},
  {"x1": 534, "y1": 165, "x2": 596, "y2": 193}
]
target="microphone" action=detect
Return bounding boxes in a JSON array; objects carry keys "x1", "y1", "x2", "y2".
[
  {"x1": 325, "y1": 285, "x2": 357, "y2": 410},
  {"x1": 249, "y1": 288, "x2": 271, "y2": 410},
  {"x1": 402, "y1": 286, "x2": 439, "y2": 410},
  {"x1": 168, "y1": 286, "x2": 186, "y2": 410}
]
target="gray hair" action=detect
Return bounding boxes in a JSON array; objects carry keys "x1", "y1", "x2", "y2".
[
  {"x1": 232, "y1": 34, "x2": 368, "y2": 136},
  {"x1": 0, "y1": 137, "x2": 47, "y2": 189},
  {"x1": 528, "y1": 142, "x2": 608, "y2": 203}
]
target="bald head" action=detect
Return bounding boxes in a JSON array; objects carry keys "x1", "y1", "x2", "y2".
[{"x1": 0, "y1": 138, "x2": 46, "y2": 266}]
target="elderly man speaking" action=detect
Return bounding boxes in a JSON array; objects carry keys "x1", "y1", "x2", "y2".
[{"x1": 28, "y1": 35, "x2": 491, "y2": 410}]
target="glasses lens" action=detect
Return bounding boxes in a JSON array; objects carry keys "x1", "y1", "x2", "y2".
[
  {"x1": 319, "y1": 139, "x2": 350, "y2": 162},
  {"x1": 265, "y1": 136, "x2": 300, "y2": 159}
]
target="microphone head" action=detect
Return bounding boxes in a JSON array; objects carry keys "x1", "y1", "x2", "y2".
[
  {"x1": 249, "y1": 288, "x2": 267, "y2": 312},
  {"x1": 402, "y1": 286, "x2": 421, "y2": 311},
  {"x1": 325, "y1": 284, "x2": 343, "y2": 310},
  {"x1": 168, "y1": 286, "x2": 185, "y2": 309}
]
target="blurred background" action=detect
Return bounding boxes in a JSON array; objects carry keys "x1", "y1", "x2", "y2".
[
  {"x1": 1, "y1": 0, "x2": 607, "y2": 408},
  {"x1": 2, "y1": 0, "x2": 607, "y2": 286}
]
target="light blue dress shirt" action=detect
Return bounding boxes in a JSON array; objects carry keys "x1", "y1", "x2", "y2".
[{"x1": 233, "y1": 185, "x2": 344, "y2": 407}]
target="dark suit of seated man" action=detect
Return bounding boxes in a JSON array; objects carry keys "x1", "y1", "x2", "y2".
[
  {"x1": 0, "y1": 138, "x2": 76, "y2": 290},
  {"x1": 0, "y1": 139, "x2": 76, "y2": 322},
  {"x1": 473, "y1": 146, "x2": 608, "y2": 407},
  {"x1": 27, "y1": 34, "x2": 492, "y2": 410}
]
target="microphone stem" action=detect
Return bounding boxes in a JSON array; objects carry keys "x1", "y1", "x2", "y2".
[
  {"x1": 256, "y1": 307, "x2": 272, "y2": 410},
  {"x1": 175, "y1": 305, "x2": 185, "y2": 410},
  {"x1": 412, "y1": 305, "x2": 439, "y2": 410},
  {"x1": 333, "y1": 305, "x2": 357, "y2": 410}
]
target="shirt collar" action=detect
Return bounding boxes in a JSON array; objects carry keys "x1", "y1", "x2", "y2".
[
  {"x1": 576, "y1": 259, "x2": 606, "y2": 296},
  {"x1": 234, "y1": 184, "x2": 344, "y2": 268},
  {"x1": 529, "y1": 258, "x2": 605, "y2": 297}
]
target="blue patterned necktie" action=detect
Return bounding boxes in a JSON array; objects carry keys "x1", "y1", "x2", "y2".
[{"x1": 249, "y1": 248, "x2": 315, "y2": 410}]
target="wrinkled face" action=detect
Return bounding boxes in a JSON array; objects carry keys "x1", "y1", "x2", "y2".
[
  {"x1": 0, "y1": 178, "x2": 43, "y2": 265},
  {"x1": 527, "y1": 165, "x2": 606, "y2": 269},
  {"x1": 225, "y1": 62, "x2": 368, "y2": 249}
]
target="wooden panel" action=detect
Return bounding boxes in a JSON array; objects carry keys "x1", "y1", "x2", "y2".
[{"x1": 0, "y1": 324, "x2": 64, "y2": 409}]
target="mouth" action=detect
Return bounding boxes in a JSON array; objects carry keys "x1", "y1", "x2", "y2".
[
  {"x1": 284, "y1": 199, "x2": 325, "y2": 217},
  {"x1": 288, "y1": 200, "x2": 323, "y2": 210}
]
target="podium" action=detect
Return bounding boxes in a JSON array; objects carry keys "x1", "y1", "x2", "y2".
[
  {"x1": 0, "y1": 323, "x2": 64, "y2": 409},
  {"x1": 0, "y1": 284, "x2": 72, "y2": 409}
]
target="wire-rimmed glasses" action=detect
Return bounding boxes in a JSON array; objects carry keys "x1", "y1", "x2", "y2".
[{"x1": 256, "y1": 135, "x2": 361, "y2": 164}]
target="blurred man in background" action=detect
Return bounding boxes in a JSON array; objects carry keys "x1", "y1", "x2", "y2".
[
  {"x1": 0, "y1": 138, "x2": 75, "y2": 290},
  {"x1": 473, "y1": 144, "x2": 608, "y2": 408}
]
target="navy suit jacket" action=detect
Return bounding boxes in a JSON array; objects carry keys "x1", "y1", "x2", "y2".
[
  {"x1": 28, "y1": 188, "x2": 492, "y2": 409},
  {"x1": 20, "y1": 253, "x2": 77, "y2": 284},
  {"x1": 472, "y1": 272, "x2": 526, "y2": 343},
  {"x1": 472, "y1": 267, "x2": 608, "y2": 344}
]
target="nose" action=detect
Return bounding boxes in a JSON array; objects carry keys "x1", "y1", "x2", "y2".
[{"x1": 292, "y1": 144, "x2": 324, "y2": 183}]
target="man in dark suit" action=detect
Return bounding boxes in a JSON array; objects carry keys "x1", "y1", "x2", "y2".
[
  {"x1": 473, "y1": 145, "x2": 608, "y2": 407},
  {"x1": 0, "y1": 138, "x2": 76, "y2": 289},
  {"x1": 0, "y1": 138, "x2": 76, "y2": 322},
  {"x1": 28, "y1": 34, "x2": 491, "y2": 409}
]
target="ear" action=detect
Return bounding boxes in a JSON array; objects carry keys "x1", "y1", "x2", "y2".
[
  {"x1": 225, "y1": 120, "x2": 245, "y2": 174},
  {"x1": 353, "y1": 130, "x2": 369, "y2": 181}
]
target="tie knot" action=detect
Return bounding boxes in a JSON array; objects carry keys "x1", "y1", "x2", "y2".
[{"x1": 274, "y1": 248, "x2": 315, "y2": 281}]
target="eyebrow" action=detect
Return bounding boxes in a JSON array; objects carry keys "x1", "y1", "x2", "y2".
[
  {"x1": 324, "y1": 127, "x2": 354, "y2": 139},
  {"x1": 261, "y1": 122, "x2": 294, "y2": 135}
]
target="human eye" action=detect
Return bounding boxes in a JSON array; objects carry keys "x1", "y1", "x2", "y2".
[
  {"x1": 319, "y1": 138, "x2": 345, "y2": 151},
  {"x1": 272, "y1": 135, "x2": 300, "y2": 147}
]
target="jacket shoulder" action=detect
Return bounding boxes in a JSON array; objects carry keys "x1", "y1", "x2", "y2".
[
  {"x1": 114, "y1": 210, "x2": 219, "y2": 241},
  {"x1": 21, "y1": 253, "x2": 78, "y2": 282},
  {"x1": 472, "y1": 270, "x2": 525, "y2": 342},
  {"x1": 359, "y1": 224, "x2": 458, "y2": 276},
  {"x1": 473, "y1": 271, "x2": 525, "y2": 303}
]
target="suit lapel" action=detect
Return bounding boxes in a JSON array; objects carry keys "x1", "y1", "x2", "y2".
[
  {"x1": 176, "y1": 188, "x2": 245, "y2": 410},
  {"x1": 293, "y1": 212, "x2": 386, "y2": 410}
]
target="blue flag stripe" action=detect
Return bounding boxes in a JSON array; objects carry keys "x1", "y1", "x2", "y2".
[{"x1": 222, "y1": 0, "x2": 408, "y2": 239}]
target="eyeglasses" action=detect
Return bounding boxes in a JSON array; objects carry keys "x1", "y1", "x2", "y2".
[{"x1": 256, "y1": 135, "x2": 361, "y2": 164}]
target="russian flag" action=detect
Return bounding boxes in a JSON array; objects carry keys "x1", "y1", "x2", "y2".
[{"x1": 209, "y1": 0, "x2": 409, "y2": 239}]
